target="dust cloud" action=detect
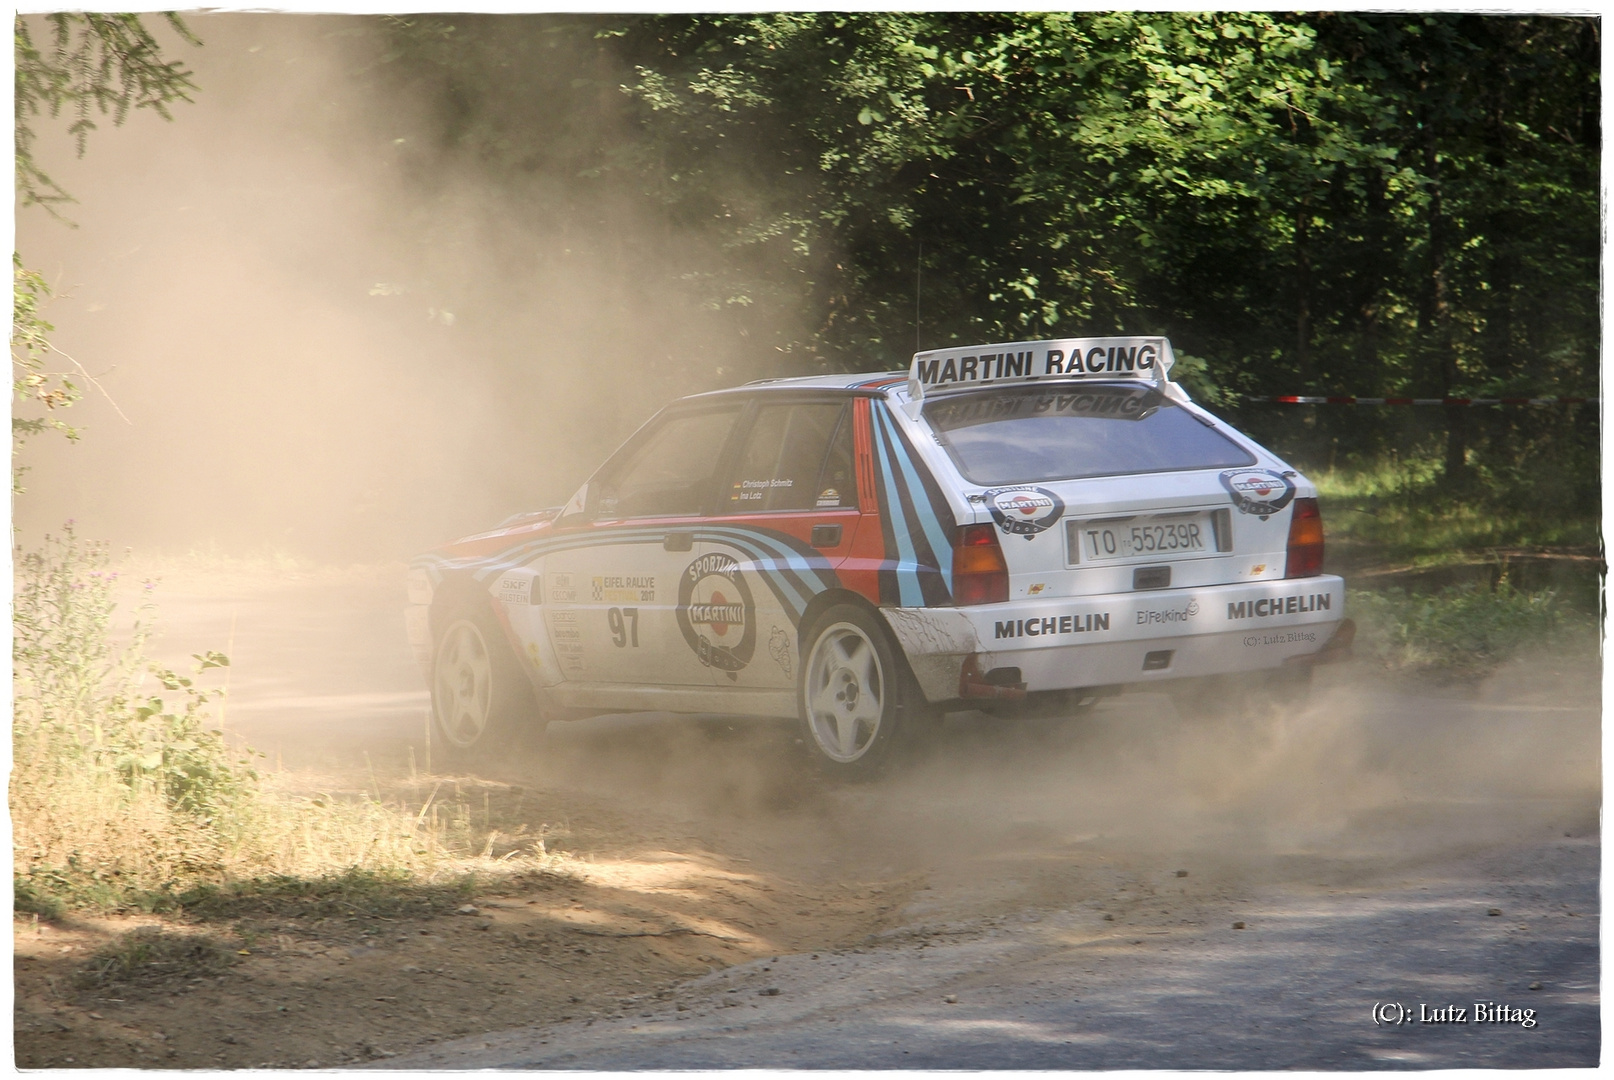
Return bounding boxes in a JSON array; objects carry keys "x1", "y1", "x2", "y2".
[
  {"x1": 15, "y1": 13, "x2": 799, "y2": 561},
  {"x1": 497, "y1": 648, "x2": 1600, "y2": 905}
]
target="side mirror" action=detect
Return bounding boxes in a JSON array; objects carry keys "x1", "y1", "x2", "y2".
[{"x1": 557, "y1": 482, "x2": 589, "y2": 524}]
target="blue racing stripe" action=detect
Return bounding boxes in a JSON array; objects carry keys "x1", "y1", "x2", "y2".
[
  {"x1": 870, "y1": 413, "x2": 925, "y2": 607},
  {"x1": 414, "y1": 523, "x2": 839, "y2": 624},
  {"x1": 873, "y1": 406, "x2": 956, "y2": 598}
]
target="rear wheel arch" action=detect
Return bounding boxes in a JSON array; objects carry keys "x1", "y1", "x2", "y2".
[
  {"x1": 795, "y1": 594, "x2": 937, "y2": 775},
  {"x1": 795, "y1": 589, "x2": 915, "y2": 678}
]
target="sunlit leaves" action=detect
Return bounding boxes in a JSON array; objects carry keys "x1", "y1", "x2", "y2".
[{"x1": 14, "y1": 12, "x2": 200, "y2": 212}]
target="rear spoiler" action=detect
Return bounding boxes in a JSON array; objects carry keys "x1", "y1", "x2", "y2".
[{"x1": 904, "y1": 336, "x2": 1179, "y2": 418}]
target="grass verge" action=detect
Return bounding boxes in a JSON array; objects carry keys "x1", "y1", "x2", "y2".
[
  {"x1": 73, "y1": 928, "x2": 241, "y2": 992},
  {"x1": 1314, "y1": 455, "x2": 1599, "y2": 565},
  {"x1": 1349, "y1": 579, "x2": 1596, "y2": 682},
  {"x1": 12, "y1": 526, "x2": 558, "y2": 918}
]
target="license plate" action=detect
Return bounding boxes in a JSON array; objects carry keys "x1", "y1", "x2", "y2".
[{"x1": 1067, "y1": 511, "x2": 1227, "y2": 564}]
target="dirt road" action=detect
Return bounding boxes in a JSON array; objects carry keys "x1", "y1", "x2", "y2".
[{"x1": 14, "y1": 562, "x2": 1600, "y2": 1068}]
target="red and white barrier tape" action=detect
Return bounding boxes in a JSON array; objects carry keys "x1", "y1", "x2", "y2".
[{"x1": 1263, "y1": 395, "x2": 1596, "y2": 406}]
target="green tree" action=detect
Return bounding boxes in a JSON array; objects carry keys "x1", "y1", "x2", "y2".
[
  {"x1": 11, "y1": 13, "x2": 199, "y2": 490},
  {"x1": 14, "y1": 12, "x2": 199, "y2": 213},
  {"x1": 372, "y1": 13, "x2": 1597, "y2": 515}
]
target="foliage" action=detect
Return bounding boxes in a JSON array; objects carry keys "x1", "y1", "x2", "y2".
[
  {"x1": 1314, "y1": 448, "x2": 1600, "y2": 562},
  {"x1": 13, "y1": 14, "x2": 200, "y2": 490},
  {"x1": 1349, "y1": 580, "x2": 1579, "y2": 680},
  {"x1": 14, "y1": 12, "x2": 200, "y2": 213},
  {"x1": 11, "y1": 526, "x2": 557, "y2": 915},
  {"x1": 10, "y1": 258, "x2": 81, "y2": 492},
  {"x1": 370, "y1": 12, "x2": 1598, "y2": 526},
  {"x1": 12, "y1": 525, "x2": 257, "y2": 896}
]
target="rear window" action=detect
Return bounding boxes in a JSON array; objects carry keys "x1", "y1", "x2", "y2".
[{"x1": 922, "y1": 383, "x2": 1256, "y2": 485}]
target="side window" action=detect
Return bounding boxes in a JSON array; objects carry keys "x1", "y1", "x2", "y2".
[
  {"x1": 725, "y1": 402, "x2": 857, "y2": 514},
  {"x1": 595, "y1": 406, "x2": 742, "y2": 519}
]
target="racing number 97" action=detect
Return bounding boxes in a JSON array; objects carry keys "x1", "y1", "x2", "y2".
[{"x1": 608, "y1": 607, "x2": 639, "y2": 648}]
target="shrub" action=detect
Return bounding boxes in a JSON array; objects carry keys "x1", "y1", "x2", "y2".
[
  {"x1": 12, "y1": 525, "x2": 259, "y2": 899},
  {"x1": 12, "y1": 525, "x2": 540, "y2": 914}
]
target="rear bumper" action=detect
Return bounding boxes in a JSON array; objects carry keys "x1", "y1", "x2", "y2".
[{"x1": 883, "y1": 575, "x2": 1347, "y2": 703}]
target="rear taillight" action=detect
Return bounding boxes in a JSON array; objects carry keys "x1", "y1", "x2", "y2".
[
  {"x1": 1284, "y1": 497, "x2": 1325, "y2": 578},
  {"x1": 952, "y1": 523, "x2": 1009, "y2": 605}
]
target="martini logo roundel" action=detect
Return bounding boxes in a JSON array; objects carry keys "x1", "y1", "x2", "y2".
[
  {"x1": 1220, "y1": 468, "x2": 1296, "y2": 519},
  {"x1": 677, "y1": 552, "x2": 756, "y2": 677},
  {"x1": 983, "y1": 486, "x2": 1065, "y2": 539}
]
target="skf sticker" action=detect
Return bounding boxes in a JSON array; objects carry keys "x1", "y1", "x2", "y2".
[
  {"x1": 984, "y1": 486, "x2": 1066, "y2": 539},
  {"x1": 677, "y1": 552, "x2": 756, "y2": 679},
  {"x1": 1220, "y1": 469, "x2": 1296, "y2": 520},
  {"x1": 497, "y1": 573, "x2": 534, "y2": 605}
]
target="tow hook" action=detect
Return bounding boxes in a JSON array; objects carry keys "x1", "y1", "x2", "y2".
[
  {"x1": 1284, "y1": 618, "x2": 1356, "y2": 667},
  {"x1": 958, "y1": 654, "x2": 1028, "y2": 701}
]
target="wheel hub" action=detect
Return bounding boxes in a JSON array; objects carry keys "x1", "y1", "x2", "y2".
[{"x1": 835, "y1": 669, "x2": 860, "y2": 710}]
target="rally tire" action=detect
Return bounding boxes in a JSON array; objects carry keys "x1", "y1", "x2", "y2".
[
  {"x1": 797, "y1": 605, "x2": 925, "y2": 777},
  {"x1": 430, "y1": 602, "x2": 536, "y2": 763}
]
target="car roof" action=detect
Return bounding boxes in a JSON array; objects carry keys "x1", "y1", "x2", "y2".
[
  {"x1": 742, "y1": 368, "x2": 910, "y2": 389},
  {"x1": 679, "y1": 370, "x2": 1192, "y2": 410},
  {"x1": 659, "y1": 372, "x2": 904, "y2": 407},
  {"x1": 735, "y1": 372, "x2": 907, "y2": 393}
]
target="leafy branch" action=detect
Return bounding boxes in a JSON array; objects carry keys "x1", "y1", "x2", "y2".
[{"x1": 14, "y1": 12, "x2": 200, "y2": 214}]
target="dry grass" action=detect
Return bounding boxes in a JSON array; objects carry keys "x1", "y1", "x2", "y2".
[
  {"x1": 12, "y1": 526, "x2": 561, "y2": 916},
  {"x1": 73, "y1": 928, "x2": 240, "y2": 991}
]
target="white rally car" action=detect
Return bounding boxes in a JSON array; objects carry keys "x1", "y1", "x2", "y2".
[{"x1": 409, "y1": 336, "x2": 1351, "y2": 773}]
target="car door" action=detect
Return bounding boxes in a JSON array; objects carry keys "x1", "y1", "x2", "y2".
[
  {"x1": 541, "y1": 401, "x2": 745, "y2": 688},
  {"x1": 693, "y1": 397, "x2": 860, "y2": 692}
]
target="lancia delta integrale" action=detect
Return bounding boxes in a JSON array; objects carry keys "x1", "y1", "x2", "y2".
[{"x1": 408, "y1": 336, "x2": 1351, "y2": 773}]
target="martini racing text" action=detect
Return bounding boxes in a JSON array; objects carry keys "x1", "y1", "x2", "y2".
[{"x1": 915, "y1": 344, "x2": 1162, "y2": 388}]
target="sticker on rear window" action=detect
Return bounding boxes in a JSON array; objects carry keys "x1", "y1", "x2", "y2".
[
  {"x1": 984, "y1": 486, "x2": 1065, "y2": 539},
  {"x1": 1220, "y1": 469, "x2": 1295, "y2": 519}
]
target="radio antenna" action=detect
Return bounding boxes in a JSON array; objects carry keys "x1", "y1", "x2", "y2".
[{"x1": 915, "y1": 240, "x2": 923, "y2": 353}]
